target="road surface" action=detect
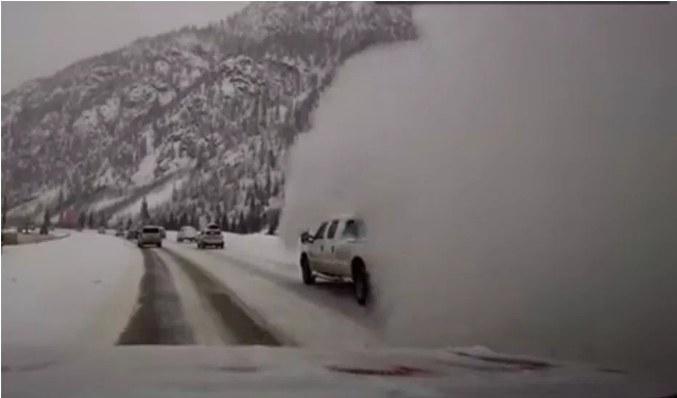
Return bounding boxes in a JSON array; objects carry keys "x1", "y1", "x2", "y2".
[{"x1": 2, "y1": 229, "x2": 376, "y2": 352}]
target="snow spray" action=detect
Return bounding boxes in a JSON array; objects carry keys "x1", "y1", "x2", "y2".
[{"x1": 280, "y1": 4, "x2": 677, "y2": 371}]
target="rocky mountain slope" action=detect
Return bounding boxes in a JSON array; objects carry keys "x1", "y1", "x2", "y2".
[{"x1": 1, "y1": 2, "x2": 417, "y2": 231}]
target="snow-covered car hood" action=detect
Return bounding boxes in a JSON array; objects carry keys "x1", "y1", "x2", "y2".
[{"x1": 3, "y1": 345, "x2": 675, "y2": 398}]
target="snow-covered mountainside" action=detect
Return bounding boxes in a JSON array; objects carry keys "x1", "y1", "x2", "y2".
[{"x1": 1, "y1": 2, "x2": 417, "y2": 230}]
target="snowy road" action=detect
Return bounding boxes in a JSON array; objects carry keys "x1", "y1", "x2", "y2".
[
  {"x1": 2, "y1": 230, "x2": 380, "y2": 353},
  {"x1": 163, "y1": 231, "x2": 384, "y2": 349}
]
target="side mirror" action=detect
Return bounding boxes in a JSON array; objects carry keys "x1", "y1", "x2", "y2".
[{"x1": 300, "y1": 232, "x2": 314, "y2": 243}]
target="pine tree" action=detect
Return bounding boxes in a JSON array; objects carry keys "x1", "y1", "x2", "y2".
[
  {"x1": 214, "y1": 203, "x2": 222, "y2": 226},
  {"x1": 220, "y1": 213, "x2": 230, "y2": 232},
  {"x1": 168, "y1": 212, "x2": 176, "y2": 230},
  {"x1": 79, "y1": 211, "x2": 87, "y2": 229},
  {"x1": 1, "y1": 195, "x2": 8, "y2": 227},
  {"x1": 42, "y1": 207, "x2": 51, "y2": 232},
  {"x1": 140, "y1": 196, "x2": 150, "y2": 222},
  {"x1": 267, "y1": 208, "x2": 280, "y2": 235},
  {"x1": 229, "y1": 215, "x2": 238, "y2": 234},
  {"x1": 179, "y1": 213, "x2": 189, "y2": 228},
  {"x1": 238, "y1": 212, "x2": 246, "y2": 234},
  {"x1": 271, "y1": 178, "x2": 280, "y2": 197},
  {"x1": 265, "y1": 172, "x2": 272, "y2": 197},
  {"x1": 126, "y1": 218, "x2": 132, "y2": 229}
]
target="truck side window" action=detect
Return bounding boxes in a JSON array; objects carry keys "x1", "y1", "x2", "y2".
[
  {"x1": 342, "y1": 219, "x2": 365, "y2": 238},
  {"x1": 314, "y1": 222, "x2": 328, "y2": 240},
  {"x1": 326, "y1": 220, "x2": 340, "y2": 239},
  {"x1": 342, "y1": 220, "x2": 357, "y2": 238}
]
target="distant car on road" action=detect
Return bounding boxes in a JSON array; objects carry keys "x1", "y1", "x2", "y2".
[
  {"x1": 177, "y1": 225, "x2": 197, "y2": 243},
  {"x1": 197, "y1": 224, "x2": 224, "y2": 249},
  {"x1": 115, "y1": 228, "x2": 125, "y2": 237},
  {"x1": 300, "y1": 215, "x2": 370, "y2": 306},
  {"x1": 98, "y1": 227, "x2": 106, "y2": 234},
  {"x1": 137, "y1": 225, "x2": 162, "y2": 248},
  {"x1": 2, "y1": 227, "x2": 19, "y2": 245},
  {"x1": 159, "y1": 226, "x2": 166, "y2": 239},
  {"x1": 125, "y1": 229, "x2": 138, "y2": 240}
]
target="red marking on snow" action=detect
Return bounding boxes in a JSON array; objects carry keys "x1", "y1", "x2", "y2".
[
  {"x1": 327, "y1": 365, "x2": 433, "y2": 377},
  {"x1": 455, "y1": 352, "x2": 553, "y2": 370},
  {"x1": 598, "y1": 367, "x2": 626, "y2": 375},
  {"x1": 203, "y1": 365, "x2": 260, "y2": 373}
]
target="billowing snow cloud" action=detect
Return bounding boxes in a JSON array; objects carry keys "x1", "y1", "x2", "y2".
[{"x1": 280, "y1": 4, "x2": 677, "y2": 371}]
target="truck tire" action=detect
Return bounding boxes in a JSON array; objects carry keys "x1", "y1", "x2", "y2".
[
  {"x1": 157, "y1": 242, "x2": 162, "y2": 248},
  {"x1": 352, "y1": 259, "x2": 370, "y2": 306},
  {"x1": 300, "y1": 254, "x2": 315, "y2": 285}
]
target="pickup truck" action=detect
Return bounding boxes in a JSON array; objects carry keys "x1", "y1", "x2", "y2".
[{"x1": 300, "y1": 215, "x2": 370, "y2": 305}]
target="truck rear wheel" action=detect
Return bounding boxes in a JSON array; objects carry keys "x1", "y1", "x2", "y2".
[
  {"x1": 352, "y1": 259, "x2": 370, "y2": 306},
  {"x1": 300, "y1": 255, "x2": 315, "y2": 285}
]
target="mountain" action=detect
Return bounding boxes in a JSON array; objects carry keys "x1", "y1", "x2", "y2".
[{"x1": 1, "y1": 2, "x2": 417, "y2": 231}]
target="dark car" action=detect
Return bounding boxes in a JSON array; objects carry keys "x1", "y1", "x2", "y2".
[
  {"x1": 137, "y1": 225, "x2": 162, "y2": 248},
  {"x1": 125, "y1": 229, "x2": 138, "y2": 240}
]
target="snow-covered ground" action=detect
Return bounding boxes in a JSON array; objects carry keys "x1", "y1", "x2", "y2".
[
  {"x1": 88, "y1": 195, "x2": 129, "y2": 212},
  {"x1": 111, "y1": 174, "x2": 190, "y2": 221},
  {"x1": 2, "y1": 231, "x2": 143, "y2": 349},
  {"x1": 3, "y1": 230, "x2": 677, "y2": 395},
  {"x1": 221, "y1": 232, "x2": 300, "y2": 265},
  {"x1": 8, "y1": 344, "x2": 673, "y2": 398},
  {"x1": 7, "y1": 187, "x2": 61, "y2": 219}
]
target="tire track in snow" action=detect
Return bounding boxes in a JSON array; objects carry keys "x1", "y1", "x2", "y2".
[
  {"x1": 116, "y1": 249, "x2": 195, "y2": 345},
  {"x1": 161, "y1": 248, "x2": 281, "y2": 346}
]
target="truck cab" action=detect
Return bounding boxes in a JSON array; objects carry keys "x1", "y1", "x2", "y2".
[{"x1": 300, "y1": 215, "x2": 370, "y2": 305}]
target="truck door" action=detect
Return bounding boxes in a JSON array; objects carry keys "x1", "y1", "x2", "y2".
[
  {"x1": 323, "y1": 219, "x2": 344, "y2": 276},
  {"x1": 308, "y1": 222, "x2": 328, "y2": 273},
  {"x1": 334, "y1": 218, "x2": 364, "y2": 277}
]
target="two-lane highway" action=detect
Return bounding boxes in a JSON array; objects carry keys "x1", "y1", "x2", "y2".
[{"x1": 116, "y1": 243, "x2": 281, "y2": 346}]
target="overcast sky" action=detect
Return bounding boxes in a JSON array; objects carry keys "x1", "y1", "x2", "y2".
[{"x1": 1, "y1": 1, "x2": 247, "y2": 93}]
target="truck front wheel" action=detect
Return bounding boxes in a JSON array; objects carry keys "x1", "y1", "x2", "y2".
[{"x1": 300, "y1": 254, "x2": 315, "y2": 285}]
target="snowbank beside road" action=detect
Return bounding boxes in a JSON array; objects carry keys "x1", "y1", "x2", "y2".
[
  {"x1": 2, "y1": 231, "x2": 143, "y2": 349},
  {"x1": 222, "y1": 232, "x2": 299, "y2": 267}
]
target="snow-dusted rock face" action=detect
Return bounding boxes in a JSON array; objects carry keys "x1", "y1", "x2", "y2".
[{"x1": 1, "y1": 2, "x2": 417, "y2": 224}]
